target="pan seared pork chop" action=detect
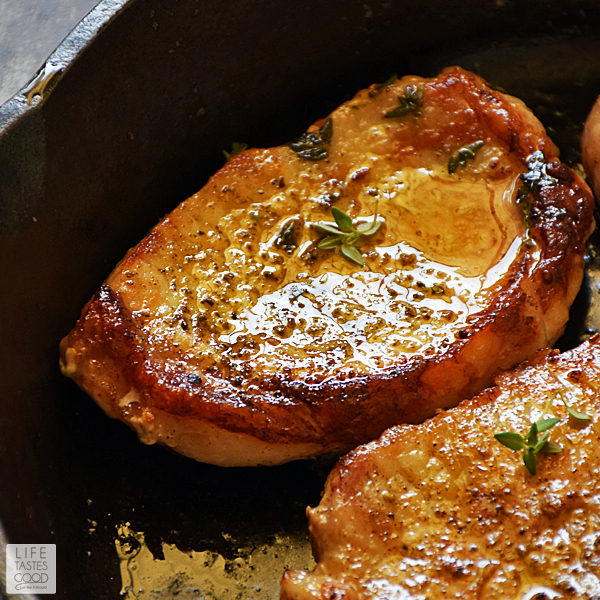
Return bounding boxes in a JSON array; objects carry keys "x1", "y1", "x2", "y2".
[
  {"x1": 281, "y1": 336, "x2": 600, "y2": 600},
  {"x1": 60, "y1": 67, "x2": 594, "y2": 466}
]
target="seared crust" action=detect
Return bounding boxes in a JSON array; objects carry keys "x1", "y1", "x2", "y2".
[
  {"x1": 582, "y1": 94, "x2": 600, "y2": 196},
  {"x1": 281, "y1": 336, "x2": 600, "y2": 599},
  {"x1": 60, "y1": 67, "x2": 595, "y2": 466}
]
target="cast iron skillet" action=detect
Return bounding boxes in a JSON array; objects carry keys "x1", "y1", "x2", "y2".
[{"x1": 2, "y1": 0, "x2": 600, "y2": 598}]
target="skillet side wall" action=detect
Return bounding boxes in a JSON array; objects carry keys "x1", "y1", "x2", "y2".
[{"x1": 1, "y1": 0, "x2": 600, "y2": 597}]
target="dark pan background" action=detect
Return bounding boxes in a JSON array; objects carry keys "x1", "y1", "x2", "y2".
[{"x1": 2, "y1": 0, "x2": 600, "y2": 598}]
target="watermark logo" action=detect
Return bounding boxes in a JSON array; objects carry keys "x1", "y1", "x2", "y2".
[{"x1": 6, "y1": 544, "x2": 56, "y2": 594}]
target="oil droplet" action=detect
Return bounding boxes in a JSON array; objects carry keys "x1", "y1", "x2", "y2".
[{"x1": 24, "y1": 63, "x2": 62, "y2": 104}]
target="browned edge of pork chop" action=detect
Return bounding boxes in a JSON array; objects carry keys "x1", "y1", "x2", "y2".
[
  {"x1": 583, "y1": 93, "x2": 600, "y2": 198},
  {"x1": 281, "y1": 335, "x2": 600, "y2": 599},
  {"x1": 60, "y1": 67, "x2": 595, "y2": 466}
]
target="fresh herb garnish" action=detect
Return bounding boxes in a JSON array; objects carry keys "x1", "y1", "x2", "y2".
[
  {"x1": 448, "y1": 141, "x2": 484, "y2": 174},
  {"x1": 313, "y1": 202, "x2": 383, "y2": 267},
  {"x1": 384, "y1": 84, "x2": 423, "y2": 118},
  {"x1": 494, "y1": 381, "x2": 593, "y2": 475},
  {"x1": 520, "y1": 151, "x2": 556, "y2": 190},
  {"x1": 495, "y1": 417, "x2": 562, "y2": 475},
  {"x1": 290, "y1": 118, "x2": 334, "y2": 161},
  {"x1": 556, "y1": 391, "x2": 592, "y2": 423},
  {"x1": 223, "y1": 142, "x2": 248, "y2": 160},
  {"x1": 369, "y1": 74, "x2": 398, "y2": 97},
  {"x1": 515, "y1": 151, "x2": 557, "y2": 229},
  {"x1": 516, "y1": 184, "x2": 533, "y2": 229},
  {"x1": 276, "y1": 219, "x2": 298, "y2": 253}
]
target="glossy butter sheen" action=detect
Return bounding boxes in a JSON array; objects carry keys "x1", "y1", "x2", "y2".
[
  {"x1": 110, "y1": 78, "x2": 526, "y2": 380},
  {"x1": 60, "y1": 67, "x2": 595, "y2": 464}
]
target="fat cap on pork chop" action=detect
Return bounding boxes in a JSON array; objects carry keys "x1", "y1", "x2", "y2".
[{"x1": 60, "y1": 67, "x2": 595, "y2": 466}]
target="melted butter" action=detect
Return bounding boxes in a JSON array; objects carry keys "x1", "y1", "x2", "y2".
[
  {"x1": 219, "y1": 235, "x2": 526, "y2": 374},
  {"x1": 127, "y1": 157, "x2": 531, "y2": 378},
  {"x1": 115, "y1": 523, "x2": 313, "y2": 600},
  {"x1": 119, "y1": 81, "x2": 534, "y2": 379},
  {"x1": 380, "y1": 165, "x2": 522, "y2": 277}
]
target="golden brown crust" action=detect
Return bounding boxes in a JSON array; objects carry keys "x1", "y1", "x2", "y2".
[
  {"x1": 60, "y1": 67, "x2": 595, "y2": 465},
  {"x1": 281, "y1": 336, "x2": 600, "y2": 599},
  {"x1": 582, "y1": 94, "x2": 600, "y2": 196}
]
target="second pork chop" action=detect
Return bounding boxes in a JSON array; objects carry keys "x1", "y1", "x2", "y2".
[{"x1": 282, "y1": 336, "x2": 600, "y2": 599}]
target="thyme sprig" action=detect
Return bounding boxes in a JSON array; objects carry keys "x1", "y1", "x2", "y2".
[
  {"x1": 495, "y1": 385, "x2": 593, "y2": 475},
  {"x1": 448, "y1": 141, "x2": 484, "y2": 174},
  {"x1": 495, "y1": 417, "x2": 562, "y2": 475},
  {"x1": 384, "y1": 84, "x2": 423, "y2": 119},
  {"x1": 313, "y1": 202, "x2": 382, "y2": 267},
  {"x1": 290, "y1": 118, "x2": 333, "y2": 161}
]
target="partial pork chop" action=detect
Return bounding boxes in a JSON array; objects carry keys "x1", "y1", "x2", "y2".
[
  {"x1": 582, "y1": 94, "x2": 600, "y2": 197},
  {"x1": 281, "y1": 336, "x2": 600, "y2": 599},
  {"x1": 60, "y1": 67, "x2": 594, "y2": 466}
]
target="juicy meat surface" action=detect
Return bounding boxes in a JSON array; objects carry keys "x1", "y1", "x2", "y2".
[
  {"x1": 60, "y1": 67, "x2": 595, "y2": 466},
  {"x1": 281, "y1": 337, "x2": 600, "y2": 600}
]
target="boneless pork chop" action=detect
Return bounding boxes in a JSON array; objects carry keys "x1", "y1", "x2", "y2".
[
  {"x1": 281, "y1": 336, "x2": 600, "y2": 599},
  {"x1": 60, "y1": 67, "x2": 594, "y2": 466}
]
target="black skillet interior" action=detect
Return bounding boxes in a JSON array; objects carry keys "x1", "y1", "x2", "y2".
[{"x1": 2, "y1": 0, "x2": 600, "y2": 598}]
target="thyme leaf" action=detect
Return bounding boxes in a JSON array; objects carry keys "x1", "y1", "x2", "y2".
[
  {"x1": 290, "y1": 118, "x2": 334, "y2": 161},
  {"x1": 556, "y1": 391, "x2": 591, "y2": 422},
  {"x1": 356, "y1": 220, "x2": 381, "y2": 236},
  {"x1": 448, "y1": 141, "x2": 484, "y2": 174},
  {"x1": 566, "y1": 405, "x2": 592, "y2": 422},
  {"x1": 384, "y1": 84, "x2": 423, "y2": 118},
  {"x1": 539, "y1": 442, "x2": 563, "y2": 454},
  {"x1": 313, "y1": 223, "x2": 345, "y2": 236},
  {"x1": 536, "y1": 417, "x2": 561, "y2": 433},
  {"x1": 318, "y1": 235, "x2": 343, "y2": 249},
  {"x1": 331, "y1": 206, "x2": 354, "y2": 231},
  {"x1": 313, "y1": 223, "x2": 344, "y2": 236},
  {"x1": 341, "y1": 244, "x2": 364, "y2": 265},
  {"x1": 495, "y1": 384, "x2": 593, "y2": 475},
  {"x1": 494, "y1": 417, "x2": 562, "y2": 475},
  {"x1": 532, "y1": 430, "x2": 551, "y2": 453},
  {"x1": 381, "y1": 73, "x2": 399, "y2": 88},
  {"x1": 493, "y1": 432, "x2": 525, "y2": 451},
  {"x1": 223, "y1": 142, "x2": 248, "y2": 160},
  {"x1": 515, "y1": 151, "x2": 558, "y2": 230},
  {"x1": 276, "y1": 219, "x2": 299, "y2": 253},
  {"x1": 369, "y1": 74, "x2": 398, "y2": 97},
  {"x1": 313, "y1": 201, "x2": 383, "y2": 266},
  {"x1": 523, "y1": 448, "x2": 537, "y2": 475},
  {"x1": 516, "y1": 184, "x2": 533, "y2": 229}
]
